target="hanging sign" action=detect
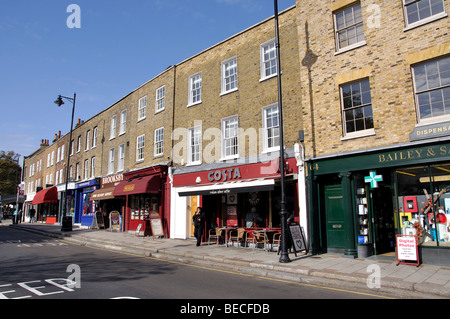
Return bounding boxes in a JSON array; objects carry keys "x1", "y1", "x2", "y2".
[
  {"x1": 396, "y1": 235, "x2": 420, "y2": 266},
  {"x1": 365, "y1": 170, "x2": 383, "y2": 188}
]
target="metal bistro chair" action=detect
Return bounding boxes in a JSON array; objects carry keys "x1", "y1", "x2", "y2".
[
  {"x1": 247, "y1": 231, "x2": 269, "y2": 252},
  {"x1": 272, "y1": 232, "x2": 281, "y2": 252},
  {"x1": 208, "y1": 227, "x2": 223, "y2": 245},
  {"x1": 228, "y1": 227, "x2": 246, "y2": 247}
]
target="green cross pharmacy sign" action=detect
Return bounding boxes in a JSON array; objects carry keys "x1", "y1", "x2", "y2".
[{"x1": 365, "y1": 170, "x2": 383, "y2": 188}]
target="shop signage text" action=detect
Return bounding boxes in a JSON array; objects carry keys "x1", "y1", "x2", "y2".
[
  {"x1": 409, "y1": 121, "x2": 450, "y2": 141},
  {"x1": 378, "y1": 144, "x2": 450, "y2": 164},
  {"x1": 102, "y1": 174, "x2": 123, "y2": 186},
  {"x1": 207, "y1": 168, "x2": 242, "y2": 182}
]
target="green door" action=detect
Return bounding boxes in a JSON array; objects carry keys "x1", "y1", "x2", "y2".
[{"x1": 324, "y1": 185, "x2": 346, "y2": 249}]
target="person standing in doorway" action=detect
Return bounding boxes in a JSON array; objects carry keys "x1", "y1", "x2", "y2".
[
  {"x1": 29, "y1": 208, "x2": 36, "y2": 223},
  {"x1": 193, "y1": 207, "x2": 205, "y2": 247}
]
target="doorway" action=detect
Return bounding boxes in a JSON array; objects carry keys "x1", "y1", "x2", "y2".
[
  {"x1": 369, "y1": 184, "x2": 396, "y2": 255},
  {"x1": 324, "y1": 184, "x2": 346, "y2": 251}
]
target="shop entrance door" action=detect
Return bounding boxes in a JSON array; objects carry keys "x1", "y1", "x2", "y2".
[
  {"x1": 324, "y1": 185, "x2": 346, "y2": 250},
  {"x1": 369, "y1": 185, "x2": 396, "y2": 255}
]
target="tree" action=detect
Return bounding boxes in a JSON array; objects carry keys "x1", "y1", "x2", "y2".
[{"x1": 0, "y1": 151, "x2": 22, "y2": 196}]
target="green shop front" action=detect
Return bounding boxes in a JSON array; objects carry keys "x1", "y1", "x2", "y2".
[{"x1": 307, "y1": 140, "x2": 450, "y2": 266}]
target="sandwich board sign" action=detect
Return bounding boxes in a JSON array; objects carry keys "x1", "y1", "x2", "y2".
[{"x1": 396, "y1": 235, "x2": 420, "y2": 266}]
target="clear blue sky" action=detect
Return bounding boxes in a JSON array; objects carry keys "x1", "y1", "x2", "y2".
[{"x1": 0, "y1": 0, "x2": 294, "y2": 165}]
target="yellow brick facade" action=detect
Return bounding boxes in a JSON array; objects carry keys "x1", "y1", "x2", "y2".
[{"x1": 296, "y1": 0, "x2": 450, "y2": 158}]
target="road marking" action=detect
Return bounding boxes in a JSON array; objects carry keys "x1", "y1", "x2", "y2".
[{"x1": 61, "y1": 239, "x2": 396, "y2": 299}]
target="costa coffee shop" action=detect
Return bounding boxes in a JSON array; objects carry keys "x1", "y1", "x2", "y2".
[
  {"x1": 113, "y1": 165, "x2": 170, "y2": 237},
  {"x1": 171, "y1": 157, "x2": 299, "y2": 240},
  {"x1": 307, "y1": 137, "x2": 450, "y2": 266}
]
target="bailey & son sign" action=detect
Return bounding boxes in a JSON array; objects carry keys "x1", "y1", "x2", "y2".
[{"x1": 311, "y1": 142, "x2": 450, "y2": 175}]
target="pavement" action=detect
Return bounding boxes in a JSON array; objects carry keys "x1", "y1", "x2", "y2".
[{"x1": 3, "y1": 220, "x2": 450, "y2": 299}]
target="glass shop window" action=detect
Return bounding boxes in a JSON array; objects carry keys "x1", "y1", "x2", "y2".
[
  {"x1": 396, "y1": 164, "x2": 450, "y2": 247},
  {"x1": 130, "y1": 194, "x2": 159, "y2": 221}
]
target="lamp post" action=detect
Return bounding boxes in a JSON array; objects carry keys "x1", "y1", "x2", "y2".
[
  {"x1": 54, "y1": 93, "x2": 76, "y2": 232},
  {"x1": 274, "y1": 0, "x2": 290, "y2": 263}
]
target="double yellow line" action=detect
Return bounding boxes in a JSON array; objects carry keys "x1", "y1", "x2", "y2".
[{"x1": 61, "y1": 239, "x2": 395, "y2": 299}]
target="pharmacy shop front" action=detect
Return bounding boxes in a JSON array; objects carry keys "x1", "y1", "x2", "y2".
[{"x1": 307, "y1": 141, "x2": 450, "y2": 266}]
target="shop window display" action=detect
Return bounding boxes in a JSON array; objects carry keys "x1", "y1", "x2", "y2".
[
  {"x1": 130, "y1": 194, "x2": 158, "y2": 221},
  {"x1": 397, "y1": 164, "x2": 450, "y2": 247}
]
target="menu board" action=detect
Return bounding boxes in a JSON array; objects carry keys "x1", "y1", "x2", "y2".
[
  {"x1": 288, "y1": 224, "x2": 308, "y2": 254},
  {"x1": 227, "y1": 206, "x2": 238, "y2": 227},
  {"x1": 110, "y1": 211, "x2": 121, "y2": 232}
]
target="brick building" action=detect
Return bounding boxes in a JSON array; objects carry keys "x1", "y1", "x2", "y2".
[
  {"x1": 170, "y1": 6, "x2": 304, "y2": 240},
  {"x1": 298, "y1": 0, "x2": 449, "y2": 265}
]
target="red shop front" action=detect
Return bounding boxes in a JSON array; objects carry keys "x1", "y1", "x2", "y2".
[
  {"x1": 113, "y1": 165, "x2": 170, "y2": 237},
  {"x1": 173, "y1": 158, "x2": 299, "y2": 238}
]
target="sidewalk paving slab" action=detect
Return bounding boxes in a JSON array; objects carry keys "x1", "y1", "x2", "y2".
[{"x1": 6, "y1": 222, "x2": 450, "y2": 299}]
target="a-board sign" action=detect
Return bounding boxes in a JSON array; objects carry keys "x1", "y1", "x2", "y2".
[
  {"x1": 135, "y1": 222, "x2": 144, "y2": 237},
  {"x1": 96, "y1": 212, "x2": 105, "y2": 229},
  {"x1": 110, "y1": 211, "x2": 121, "y2": 232},
  {"x1": 149, "y1": 211, "x2": 164, "y2": 237},
  {"x1": 288, "y1": 224, "x2": 308, "y2": 254},
  {"x1": 396, "y1": 235, "x2": 420, "y2": 266}
]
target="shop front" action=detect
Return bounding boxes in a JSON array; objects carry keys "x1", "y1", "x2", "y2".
[
  {"x1": 74, "y1": 178, "x2": 100, "y2": 227},
  {"x1": 171, "y1": 158, "x2": 299, "y2": 242},
  {"x1": 90, "y1": 173, "x2": 125, "y2": 229},
  {"x1": 31, "y1": 186, "x2": 59, "y2": 223},
  {"x1": 308, "y1": 140, "x2": 450, "y2": 266},
  {"x1": 113, "y1": 166, "x2": 169, "y2": 237}
]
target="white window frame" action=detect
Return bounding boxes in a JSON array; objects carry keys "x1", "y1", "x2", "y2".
[
  {"x1": 188, "y1": 126, "x2": 202, "y2": 165},
  {"x1": 412, "y1": 56, "x2": 450, "y2": 124},
  {"x1": 118, "y1": 144, "x2": 125, "y2": 172},
  {"x1": 77, "y1": 136, "x2": 81, "y2": 153},
  {"x1": 51, "y1": 151, "x2": 55, "y2": 165},
  {"x1": 47, "y1": 153, "x2": 50, "y2": 167},
  {"x1": 59, "y1": 169, "x2": 63, "y2": 184},
  {"x1": 262, "y1": 104, "x2": 281, "y2": 153},
  {"x1": 136, "y1": 134, "x2": 145, "y2": 162},
  {"x1": 156, "y1": 86, "x2": 166, "y2": 113},
  {"x1": 221, "y1": 57, "x2": 238, "y2": 95},
  {"x1": 84, "y1": 159, "x2": 89, "y2": 180},
  {"x1": 108, "y1": 148, "x2": 115, "y2": 174},
  {"x1": 61, "y1": 145, "x2": 65, "y2": 162},
  {"x1": 333, "y1": 3, "x2": 366, "y2": 54},
  {"x1": 403, "y1": 0, "x2": 447, "y2": 30},
  {"x1": 56, "y1": 147, "x2": 61, "y2": 163},
  {"x1": 92, "y1": 127, "x2": 98, "y2": 148},
  {"x1": 91, "y1": 157, "x2": 96, "y2": 178},
  {"x1": 110, "y1": 116, "x2": 117, "y2": 140},
  {"x1": 154, "y1": 127, "x2": 164, "y2": 157},
  {"x1": 55, "y1": 171, "x2": 59, "y2": 185},
  {"x1": 138, "y1": 96, "x2": 147, "y2": 121},
  {"x1": 260, "y1": 39, "x2": 277, "y2": 81},
  {"x1": 75, "y1": 163, "x2": 80, "y2": 181},
  {"x1": 188, "y1": 72, "x2": 202, "y2": 107},
  {"x1": 221, "y1": 115, "x2": 239, "y2": 160},
  {"x1": 85, "y1": 130, "x2": 90, "y2": 151},
  {"x1": 340, "y1": 78, "x2": 376, "y2": 140},
  {"x1": 119, "y1": 110, "x2": 127, "y2": 135}
]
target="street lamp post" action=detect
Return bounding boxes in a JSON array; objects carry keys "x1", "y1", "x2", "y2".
[
  {"x1": 274, "y1": 0, "x2": 291, "y2": 263},
  {"x1": 54, "y1": 93, "x2": 76, "y2": 232}
]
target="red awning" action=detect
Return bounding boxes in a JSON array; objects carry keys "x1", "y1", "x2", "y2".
[
  {"x1": 113, "y1": 175, "x2": 160, "y2": 196},
  {"x1": 32, "y1": 187, "x2": 58, "y2": 205}
]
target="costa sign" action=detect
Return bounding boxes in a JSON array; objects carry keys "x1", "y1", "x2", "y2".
[{"x1": 207, "y1": 168, "x2": 242, "y2": 182}]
